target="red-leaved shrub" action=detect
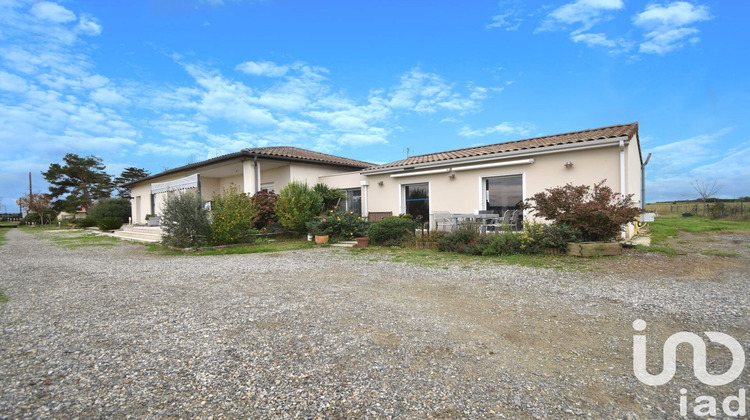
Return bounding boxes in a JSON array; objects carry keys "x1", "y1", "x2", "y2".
[{"x1": 524, "y1": 180, "x2": 641, "y2": 242}]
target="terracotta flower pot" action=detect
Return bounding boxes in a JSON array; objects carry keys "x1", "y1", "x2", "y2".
[
  {"x1": 355, "y1": 237, "x2": 370, "y2": 248},
  {"x1": 314, "y1": 235, "x2": 329, "y2": 245}
]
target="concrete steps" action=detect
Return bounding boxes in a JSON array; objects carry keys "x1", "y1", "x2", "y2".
[
  {"x1": 330, "y1": 241, "x2": 357, "y2": 248},
  {"x1": 110, "y1": 225, "x2": 163, "y2": 243}
]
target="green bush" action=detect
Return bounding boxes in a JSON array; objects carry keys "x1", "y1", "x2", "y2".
[
  {"x1": 97, "y1": 217, "x2": 124, "y2": 231},
  {"x1": 160, "y1": 190, "x2": 211, "y2": 248},
  {"x1": 88, "y1": 197, "x2": 131, "y2": 223},
  {"x1": 367, "y1": 216, "x2": 416, "y2": 246},
  {"x1": 74, "y1": 217, "x2": 99, "y2": 228},
  {"x1": 276, "y1": 181, "x2": 323, "y2": 234},
  {"x1": 481, "y1": 233, "x2": 524, "y2": 256},
  {"x1": 250, "y1": 189, "x2": 279, "y2": 230},
  {"x1": 211, "y1": 187, "x2": 257, "y2": 245},
  {"x1": 307, "y1": 209, "x2": 370, "y2": 240},
  {"x1": 19, "y1": 209, "x2": 57, "y2": 225},
  {"x1": 313, "y1": 183, "x2": 346, "y2": 213},
  {"x1": 436, "y1": 221, "x2": 580, "y2": 256}
]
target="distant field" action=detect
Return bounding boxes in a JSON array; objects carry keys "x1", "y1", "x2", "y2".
[{"x1": 646, "y1": 201, "x2": 748, "y2": 218}]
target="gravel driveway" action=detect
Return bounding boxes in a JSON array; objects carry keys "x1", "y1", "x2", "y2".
[{"x1": 1, "y1": 228, "x2": 748, "y2": 419}]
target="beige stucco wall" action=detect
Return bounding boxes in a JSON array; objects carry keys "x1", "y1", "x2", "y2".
[
  {"x1": 290, "y1": 163, "x2": 350, "y2": 185},
  {"x1": 258, "y1": 165, "x2": 291, "y2": 191},
  {"x1": 626, "y1": 134, "x2": 643, "y2": 206},
  {"x1": 318, "y1": 171, "x2": 365, "y2": 189}
]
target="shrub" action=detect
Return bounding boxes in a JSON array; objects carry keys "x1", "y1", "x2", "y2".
[
  {"x1": 307, "y1": 209, "x2": 369, "y2": 240},
  {"x1": 211, "y1": 187, "x2": 257, "y2": 245},
  {"x1": 97, "y1": 216, "x2": 123, "y2": 231},
  {"x1": 160, "y1": 190, "x2": 211, "y2": 248},
  {"x1": 276, "y1": 182, "x2": 323, "y2": 234},
  {"x1": 88, "y1": 197, "x2": 131, "y2": 223},
  {"x1": 524, "y1": 180, "x2": 641, "y2": 242},
  {"x1": 520, "y1": 222, "x2": 580, "y2": 253},
  {"x1": 74, "y1": 217, "x2": 98, "y2": 228},
  {"x1": 250, "y1": 189, "x2": 279, "y2": 229},
  {"x1": 20, "y1": 209, "x2": 57, "y2": 225},
  {"x1": 313, "y1": 183, "x2": 346, "y2": 213},
  {"x1": 436, "y1": 224, "x2": 480, "y2": 253},
  {"x1": 367, "y1": 216, "x2": 416, "y2": 246}
]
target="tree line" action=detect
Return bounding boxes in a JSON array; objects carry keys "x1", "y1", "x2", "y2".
[{"x1": 16, "y1": 153, "x2": 150, "y2": 225}]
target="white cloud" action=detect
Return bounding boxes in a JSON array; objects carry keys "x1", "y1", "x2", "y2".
[
  {"x1": 388, "y1": 68, "x2": 483, "y2": 114},
  {"x1": 76, "y1": 15, "x2": 102, "y2": 36},
  {"x1": 236, "y1": 60, "x2": 289, "y2": 77},
  {"x1": 571, "y1": 32, "x2": 617, "y2": 47},
  {"x1": 90, "y1": 87, "x2": 129, "y2": 105},
  {"x1": 487, "y1": 12, "x2": 522, "y2": 31},
  {"x1": 30, "y1": 1, "x2": 76, "y2": 23},
  {"x1": 643, "y1": 128, "x2": 750, "y2": 200},
  {"x1": 633, "y1": 1, "x2": 710, "y2": 28},
  {"x1": 458, "y1": 122, "x2": 532, "y2": 138},
  {"x1": 0, "y1": 70, "x2": 28, "y2": 92},
  {"x1": 633, "y1": 2, "x2": 712, "y2": 54},
  {"x1": 539, "y1": 0, "x2": 623, "y2": 33}
]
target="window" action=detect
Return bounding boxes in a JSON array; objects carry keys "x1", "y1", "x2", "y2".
[
  {"x1": 403, "y1": 183, "x2": 429, "y2": 222},
  {"x1": 260, "y1": 182, "x2": 275, "y2": 193},
  {"x1": 342, "y1": 188, "x2": 362, "y2": 215},
  {"x1": 484, "y1": 175, "x2": 523, "y2": 214}
]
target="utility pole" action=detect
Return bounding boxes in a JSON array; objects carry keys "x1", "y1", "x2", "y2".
[{"x1": 29, "y1": 171, "x2": 32, "y2": 197}]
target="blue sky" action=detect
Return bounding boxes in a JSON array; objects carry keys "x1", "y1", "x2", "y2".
[{"x1": 1, "y1": 0, "x2": 748, "y2": 211}]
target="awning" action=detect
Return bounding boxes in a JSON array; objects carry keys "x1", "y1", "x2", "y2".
[{"x1": 151, "y1": 174, "x2": 199, "y2": 194}]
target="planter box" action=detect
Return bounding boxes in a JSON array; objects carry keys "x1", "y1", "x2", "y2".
[{"x1": 566, "y1": 241, "x2": 622, "y2": 257}]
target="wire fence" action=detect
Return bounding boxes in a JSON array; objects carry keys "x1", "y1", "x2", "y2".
[{"x1": 646, "y1": 201, "x2": 748, "y2": 218}]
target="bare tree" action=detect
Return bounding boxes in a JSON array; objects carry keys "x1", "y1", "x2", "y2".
[{"x1": 691, "y1": 179, "x2": 722, "y2": 216}]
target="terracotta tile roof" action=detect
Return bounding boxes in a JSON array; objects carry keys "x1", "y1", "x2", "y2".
[
  {"x1": 122, "y1": 147, "x2": 373, "y2": 187},
  {"x1": 244, "y1": 146, "x2": 373, "y2": 169},
  {"x1": 366, "y1": 122, "x2": 639, "y2": 171}
]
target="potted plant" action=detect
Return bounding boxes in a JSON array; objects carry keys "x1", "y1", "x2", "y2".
[
  {"x1": 145, "y1": 214, "x2": 160, "y2": 226},
  {"x1": 307, "y1": 217, "x2": 330, "y2": 245},
  {"x1": 355, "y1": 237, "x2": 370, "y2": 248}
]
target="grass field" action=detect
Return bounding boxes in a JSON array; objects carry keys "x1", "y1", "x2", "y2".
[
  {"x1": 649, "y1": 214, "x2": 750, "y2": 245},
  {"x1": 50, "y1": 233, "x2": 120, "y2": 248}
]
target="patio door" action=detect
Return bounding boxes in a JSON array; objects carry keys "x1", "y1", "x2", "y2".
[
  {"x1": 403, "y1": 183, "x2": 429, "y2": 223},
  {"x1": 484, "y1": 175, "x2": 522, "y2": 214}
]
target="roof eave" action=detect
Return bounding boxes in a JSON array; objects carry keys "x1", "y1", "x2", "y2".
[
  {"x1": 361, "y1": 136, "x2": 630, "y2": 175},
  {"x1": 122, "y1": 150, "x2": 371, "y2": 187}
]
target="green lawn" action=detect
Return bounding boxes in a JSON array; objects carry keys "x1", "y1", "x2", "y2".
[
  {"x1": 649, "y1": 215, "x2": 750, "y2": 245},
  {"x1": 347, "y1": 245, "x2": 591, "y2": 271},
  {"x1": 51, "y1": 233, "x2": 120, "y2": 248},
  {"x1": 0, "y1": 228, "x2": 8, "y2": 246}
]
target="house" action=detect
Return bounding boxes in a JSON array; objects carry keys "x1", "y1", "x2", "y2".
[
  {"x1": 123, "y1": 147, "x2": 372, "y2": 224},
  {"x1": 125, "y1": 122, "x2": 643, "y2": 236},
  {"x1": 357, "y1": 122, "x2": 643, "y2": 236}
]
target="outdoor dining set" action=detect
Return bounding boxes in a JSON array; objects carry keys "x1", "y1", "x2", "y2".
[{"x1": 432, "y1": 210, "x2": 523, "y2": 234}]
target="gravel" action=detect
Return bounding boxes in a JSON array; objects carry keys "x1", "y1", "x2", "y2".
[{"x1": 1, "y1": 228, "x2": 748, "y2": 418}]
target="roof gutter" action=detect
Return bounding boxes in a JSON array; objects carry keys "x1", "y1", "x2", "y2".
[{"x1": 362, "y1": 136, "x2": 629, "y2": 176}]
